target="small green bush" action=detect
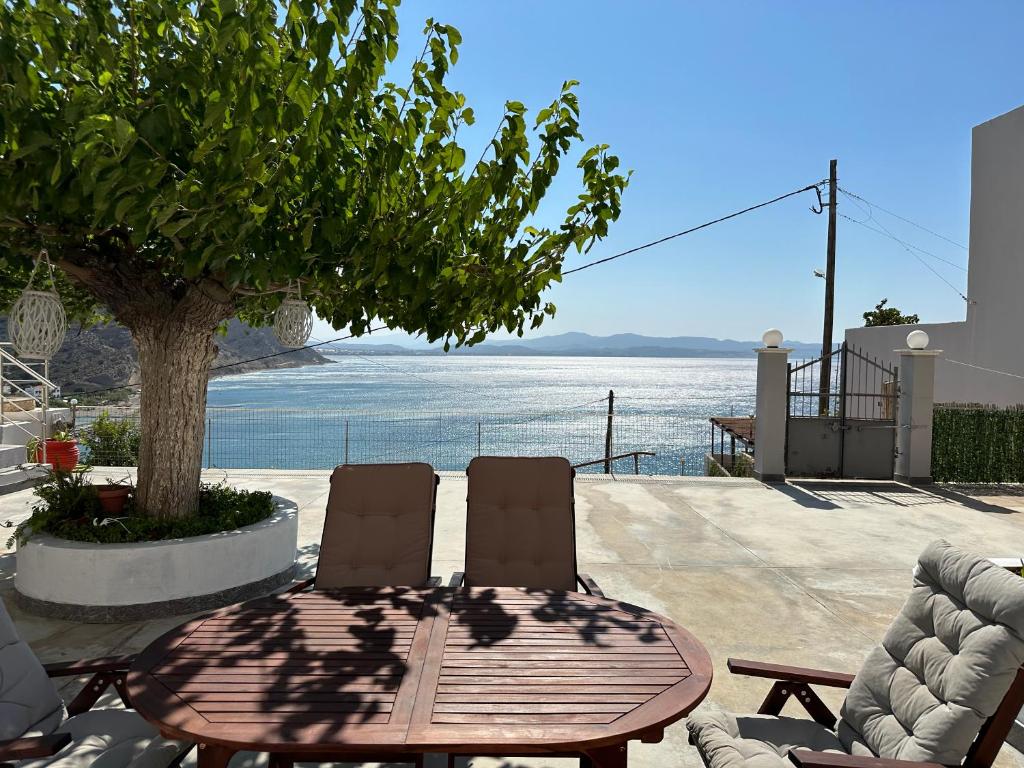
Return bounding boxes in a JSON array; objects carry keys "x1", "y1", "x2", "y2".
[
  {"x1": 10, "y1": 473, "x2": 274, "y2": 546},
  {"x1": 732, "y1": 452, "x2": 755, "y2": 478},
  {"x1": 78, "y1": 412, "x2": 141, "y2": 466}
]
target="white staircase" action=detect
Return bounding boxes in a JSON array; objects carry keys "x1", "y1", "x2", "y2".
[{"x1": 0, "y1": 342, "x2": 63, "y2": 490}]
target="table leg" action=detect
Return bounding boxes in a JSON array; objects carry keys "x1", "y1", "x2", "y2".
[
  {"x1": 197, "y1": 743, "x2": 236, "y2": 768},
  {"x1": 581, "y1": 743, "x2": 627, "y2": 768}
]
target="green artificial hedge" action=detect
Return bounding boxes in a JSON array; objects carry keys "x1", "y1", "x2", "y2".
[{"x1": 932, "y1": 404, "x2": 1024, "y2": 483}]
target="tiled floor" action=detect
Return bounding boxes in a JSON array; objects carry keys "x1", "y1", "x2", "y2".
[{"x1": 3, "y1": 472, "x2": 1024, "y2": 768}]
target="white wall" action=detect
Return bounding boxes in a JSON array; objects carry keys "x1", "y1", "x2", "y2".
[{"x1": 845, "y1": 105, "x2": 1024, "y2": 407}]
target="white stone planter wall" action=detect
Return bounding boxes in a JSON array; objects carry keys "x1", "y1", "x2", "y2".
[{"x1": 15, "y1": 496, "x2": 298, "y2": 622}]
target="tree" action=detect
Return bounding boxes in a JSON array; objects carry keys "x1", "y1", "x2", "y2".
[
  {"x1": 863, "y1": 299, "x2": 920, "y2": 327},
  {"x1": 0, "y1": 0, "x2": 629, "y2": 518}
]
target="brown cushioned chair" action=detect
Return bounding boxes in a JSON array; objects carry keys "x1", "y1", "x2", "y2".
[
  {"x1": 277, "y1": 463, "x2": 440, "y2": 768},
  {"x1": 447, "y1": 456, "x2": 603, "y2": 768},
  {"x1": 289, "y1": 462, "x2": 441, "y2": 592},
  {"x1": 449, "y1": 456, "x2": 603, "y2": 596}
]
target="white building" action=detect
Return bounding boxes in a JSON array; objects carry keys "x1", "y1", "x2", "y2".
[{"x1": 845, "y1": 104, "x2": 1024, "y2": 406}]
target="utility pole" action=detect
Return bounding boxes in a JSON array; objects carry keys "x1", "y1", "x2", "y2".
[{"x1": 818, "y1": 159, "x2": 838, "y2": 415}]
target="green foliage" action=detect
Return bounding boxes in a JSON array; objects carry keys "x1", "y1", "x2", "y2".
[
  {"x1": 706, "y1": 455, "x2": 729, "y2": 477},
  {"x1": 8, "y1": 467, "x2": 102, "y2": 546},
  {"x1": 732, "y1": 451, "x2": 754, "y2": 478},
  {"x1": 0, "y1": 0, "x2": 630, "y2": 345},
  {"x1": 78, "y1": 412, "x2": 141, "y2": 466},
  {"x1": 863, "y1": 299, "x2": 920, "y2": 327},
  {"x1": 10, "y1": 475, "x2": 274, "y2": 545},
  {"x1": 932, "y1": 404, "x2": 1024, "y2": 483}
]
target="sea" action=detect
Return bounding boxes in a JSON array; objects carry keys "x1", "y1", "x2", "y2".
[{"x1": 201, "y1": 355, "x2": 758, "y2": 476}]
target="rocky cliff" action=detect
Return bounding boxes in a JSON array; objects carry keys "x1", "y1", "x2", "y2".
[{"x1": 0, "y1": 317, "x2": 327, "y2": 397}]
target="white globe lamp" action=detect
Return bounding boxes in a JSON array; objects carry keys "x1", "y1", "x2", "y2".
[
  {"x1": 906, "y1": 330, "x2": 929, "y2": 350},
  {"x1": 762, "y1": 328, "x2": 784, "y2": 349}
]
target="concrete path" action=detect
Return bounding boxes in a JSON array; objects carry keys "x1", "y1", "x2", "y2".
[{"x1": 3, "y1": 472, "x2": 1024, "y2": 768}]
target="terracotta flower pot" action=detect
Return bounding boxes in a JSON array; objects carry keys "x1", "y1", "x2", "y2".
[
  {"x1": 95, "y1": 484, "x2": 132, "y2": 515},
  {"x1": 34, "y1": 439, "x2": 79, "y2": 472}
]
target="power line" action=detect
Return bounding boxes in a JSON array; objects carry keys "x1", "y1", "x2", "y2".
[
  {"x1": 837, "y1": 211, "x2": 969, "y2": 302},
  {"x1": 65, "y1": 326, "x2": 389, "y2": 399},
  {"x1": 62, "y1": 181, "x2": 827, "y2": 400},
  {"x1": 942, "y1": 358, "x2": 1024, "y2": 381},
  {"x1": 838, "y1": 187, "x2": 968, "y2": 250},
  {"x1": 561, "y1": 182, "x2": 824, "y2": 276},
  {"x1": 838, "y1": 213, "x2": 968, "y2": 271}
]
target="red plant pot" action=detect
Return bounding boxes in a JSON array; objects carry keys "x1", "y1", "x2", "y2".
[
  {"x1": 95, "y1": 484, "x2": 132, "y2": 515},
  {"x1": 35, "y1": 439, "x2": 80, "y2": 472}
]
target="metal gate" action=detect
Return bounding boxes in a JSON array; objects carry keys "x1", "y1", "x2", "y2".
[{"x1": 786, "y1": 343, "x2": 898, "y2": 479}]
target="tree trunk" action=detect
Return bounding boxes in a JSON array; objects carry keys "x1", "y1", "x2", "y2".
[
  {"x1": 56, "y1": 255, "x2": 235, "y2": 518},
  {"x1": 132, "y1": 318, "x2": 219, "y2": 518}
]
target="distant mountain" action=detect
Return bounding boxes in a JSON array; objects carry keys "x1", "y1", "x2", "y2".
[
  {"x1": 0, "y1": 317, "x2": 328, "y2": 399},
  {"x1": 323, "y1": 332, "x2": 822, "y2": 358}
]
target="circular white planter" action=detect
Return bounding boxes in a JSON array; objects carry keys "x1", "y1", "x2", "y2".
[{"x1": 15, "y1": 496, "x2": 298, "y2": 622}]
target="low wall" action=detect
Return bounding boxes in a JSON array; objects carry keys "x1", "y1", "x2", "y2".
[
  {"x1": 845, "y1": 321, "x2": 1024, "y2": 407},
  {"x1": 15, "y1": 496, "x2": 298, "y2": 622}
]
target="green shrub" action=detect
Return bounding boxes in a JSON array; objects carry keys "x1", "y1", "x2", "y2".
[
  {"x1": 732, "y1": 452, "x2": 755, "y2": 478},
  {"x1": 78, "y1": 412, "x2": 141, "y2": 466},
  {"x1": 932, "y1": 404, "x2": 1024, "y2": 483},
  {"x1": 10, "y1": 473, "x2": 274, "y2": 546}
]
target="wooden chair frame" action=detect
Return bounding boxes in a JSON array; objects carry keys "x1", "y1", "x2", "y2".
[
  {"x1": 0, "y1": 655, "x2": 191, "y2": 768},
  {"x1": 698, "y1": 657, "x2": 1024, "y2": 768}
]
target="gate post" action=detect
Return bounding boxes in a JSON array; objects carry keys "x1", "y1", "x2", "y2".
[
  {"x1": 895, "y1": 330, "x2": 940, "y2": 485},
  {"x1": 754, "y1": 329, "x2": 791, "y2": 483}
]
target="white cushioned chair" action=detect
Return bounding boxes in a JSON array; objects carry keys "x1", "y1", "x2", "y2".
[
  {"x1": 687, "y1": 540, "x2": 1024, "y2": 768},
  {"x1": 0, "y1": 598, "x2": 191, "y2": 768}
]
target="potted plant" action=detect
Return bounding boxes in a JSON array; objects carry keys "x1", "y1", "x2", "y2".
[
  {"x1": 94, "y1": 476, "x2": 133, "y2": 515},
  {"x1": 28, "y1": 429, "x2": 80, "y2": 472}
]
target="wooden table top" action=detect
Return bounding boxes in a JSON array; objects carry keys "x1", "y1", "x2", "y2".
[{"x1": 128, "y1": 587, "x2": 712, "y2": 757}]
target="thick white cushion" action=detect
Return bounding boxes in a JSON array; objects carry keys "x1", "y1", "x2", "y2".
[
  {"x1": 688, "y1": 712, "x2": 847, "y2": 768},
  {"x1": 18, "y1": 709, "x2": 187, "y2": 768},
  {"x1": 0, "y1": 598, "x2": 64, "y2": 740}
]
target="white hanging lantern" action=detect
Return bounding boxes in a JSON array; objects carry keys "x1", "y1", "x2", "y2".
[
  {"x1": 9, "y1": 249, "x2": 67, "y2": 360},
  {"x1": 273, "y1": 284, "x2": 312, "y2": 348}
]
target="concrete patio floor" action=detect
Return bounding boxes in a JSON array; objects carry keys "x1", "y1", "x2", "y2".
[{"x1": 4, "y1": 471, "x2": 1024, "y2": 768}]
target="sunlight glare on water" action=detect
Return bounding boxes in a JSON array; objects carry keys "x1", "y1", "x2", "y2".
[{"x1": 204, "y1": 355, "x2": 758, "y2": 475}]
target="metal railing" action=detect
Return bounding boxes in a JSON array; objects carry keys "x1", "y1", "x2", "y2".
[
  {"x1": 74, "y1": 404, "x2": 733, "y2": 476},
  {"x1": 0, "y1": 342, "x2": 57, "y2": 463}
]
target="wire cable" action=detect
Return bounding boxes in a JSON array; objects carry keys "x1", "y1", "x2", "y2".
[
  {"x1": 561, "y1": 182, "x2": 824, "y2": 276},
  {"x1": 837, "y1": 212, "x2": 969, "y2": 302},
  {"x1": 838, "y1": 187, "x2": 968, "y2": 250},
  {"x1": 838, "y1": 213, "x2": 968, "y2": 271},
  {"x1": 60, "y1": 181, "x2": 826, "y2": 400},
  {"x1": 941, "y1": 358, "x2": 1024, "y2": 381}
]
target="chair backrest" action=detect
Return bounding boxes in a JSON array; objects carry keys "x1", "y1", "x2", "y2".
[
  {"x1": 314, "y1": 462, "x2": 438, "y2": 589},
  {"x1": 464, "y1": 456, "x2": 578, "y2": 591},
  {"x1": 837, "y1": 539, "x2": 1024, "y2": 767},
  {"x1": 0, "y1": 597, "x2": 64, "y2": 740}
]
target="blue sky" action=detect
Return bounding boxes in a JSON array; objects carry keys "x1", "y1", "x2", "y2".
[{"x1": 314, "y1": 1, "x2": 1023, "y2": 346}]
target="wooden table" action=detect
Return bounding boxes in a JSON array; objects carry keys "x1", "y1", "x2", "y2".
[{"x1": 128, "y1": 587, "x2": 712, "y2": 768}]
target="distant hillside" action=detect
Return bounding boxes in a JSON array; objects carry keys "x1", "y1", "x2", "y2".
[
  {"x1": 323, "y1": 332, "x2": 823, "y2": 358},
  {"x1": 0, "y1": 317, "x2": 328, "y2": 396}
]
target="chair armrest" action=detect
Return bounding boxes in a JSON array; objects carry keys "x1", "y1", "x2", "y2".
[
  {"x1": 285, "y1": 577, "x2": 315, "y2": 593},
  {"x1": 449, "y1": 572, "x2": 465, "y2": 587},
  {"x1": 577, "y1": 573, "x2": 605, "y2": 598},
  {"x1": 728, "y1": 658, "x2": 855, "y2": 687},
  {"x1": 44, "y1": 655, "x2": 135, "y2": 677},
  {"x1": 789, "y1": 750, "x2": 945, "y2": 768},
  {"x1": 0, "y1": 733, "x2": 72, "y2": 761}
]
